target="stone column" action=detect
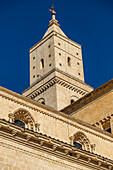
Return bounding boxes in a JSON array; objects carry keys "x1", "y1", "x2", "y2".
[{"x1": 9, "y1": 113, "x2": 14, "y2": 123}]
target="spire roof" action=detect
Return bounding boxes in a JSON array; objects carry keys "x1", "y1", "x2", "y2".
[{"x1": 43, "y1": 6, "x2": 67, "y2": 38}]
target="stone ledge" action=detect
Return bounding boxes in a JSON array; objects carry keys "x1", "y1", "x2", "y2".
[
  {"x1": 61, "y1": 79, "x2": 113, "y2": 115},
  {"x1": 0, "y1": 119, "x2": 113, "y2": 170}
]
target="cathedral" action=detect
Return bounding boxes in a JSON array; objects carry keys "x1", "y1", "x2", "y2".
[{"x1": 0, "y1": 7, "x2": 113, "y2": 170}]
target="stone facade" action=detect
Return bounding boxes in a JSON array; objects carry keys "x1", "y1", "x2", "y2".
[
  {"x1": 0, "y1": 86, "x2": 113, "y2": 169},
  {"x1": 0, "y1": 10, "x2": 113, "y2": 170},
  {"x1": 62, "y1": 79, "x2": 113, "y2": 134}
]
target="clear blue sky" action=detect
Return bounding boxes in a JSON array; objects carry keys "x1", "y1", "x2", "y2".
[{"x1": 0, "y1": 0, "x2": 113, "y2": 94}]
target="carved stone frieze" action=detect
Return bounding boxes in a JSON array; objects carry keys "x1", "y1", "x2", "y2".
[{"x1": 27, "y1": 77, "x2": 87, "y2": 100}]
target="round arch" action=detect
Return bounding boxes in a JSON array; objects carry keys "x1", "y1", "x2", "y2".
[
  {"x1": 73, "y1": 131, "x2": 91, "y2": 151},
  {"x1": 8, "y1": 108, "x2": 36, "y2": 130},
  {"x1": 70, "y1": 95, "x2": 78, "y2": 104},
  {"x1": 37, "y1": 98, "x2": 45, "y2": 105}
]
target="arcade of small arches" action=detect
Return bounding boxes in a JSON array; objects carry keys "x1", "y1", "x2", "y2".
[
  {"x1": 8, "y1": 109, "x2": 40, "y2": 132},
  {"x1": 93, "y1": 115, "x2": 113, "y2": 134}
]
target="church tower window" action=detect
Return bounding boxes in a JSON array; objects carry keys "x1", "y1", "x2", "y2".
[
  {"x1": 40, "y1": 59, "x2": 44, "y2": 69},
  {"x1": 67, "y1": 57, "x2": 71, "y2": 66}
]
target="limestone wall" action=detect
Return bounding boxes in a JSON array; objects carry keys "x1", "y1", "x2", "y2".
[
  {"x1": 54, "y1": 34, "x2": 84, "y2": 82},
  {"x1": 0, "y1": 87, "x2": 113, "y2": 160},
  {"x1": 30, "y1": 35, "x2": 55, "y2": 85},
  {"x1": 0, "y1": 137, "x2": 87, "y2": 170},
  {"x1": 71, "y1": 89, "x2": 113, "y2": 126}
]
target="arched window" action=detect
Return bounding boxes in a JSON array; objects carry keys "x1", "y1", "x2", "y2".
[
  {"x1": 73, "y1": 132, "x2": 91, "y2": 151},
  {"x1": 70, "y1": 99, "x2": 74, "y2": 104},
  {"x1": 41, "y1": 101, "x2": 45, "y2": 105},
  {"x1": 40, "y1": 59, "x2": 44, "y2": 69},
  {"x1": 8, "y1": 109, "x2": 35, "y2": 130},
  {"x1": 70, "y1": 96, "x2": 78, "y2": 104},
  {"x1": 74, "y1": 141, "x2": 82, "y2": 149},
  {"x1": 67, "y1": 57, "x2": 71, "y2": 66},
  {"x1": 37, "y1": 98, "x2": 45, "y2": 105},
  {"x1": 14, "y1": 119, "x2": 25, "y2": 128}
]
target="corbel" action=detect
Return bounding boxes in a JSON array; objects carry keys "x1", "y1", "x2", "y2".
[
  {"x1": 87, "y1": 157, "x2": 91, "y2": 163},
  {"x1": 40, "y1": 140, "x2": 44, "y2": 146},
  {"x1": 12, "y1": 130, "x2": 17, "y2": 136},
  {"x1": 52, "y1": 144, "x2": 57, "y2": 151},
  {"x1": 76, "y1": 153, "x2": 80, "y2": 159},
  {"x1": 26, "y1": 135, "x2": 31, "y2": 141},
  {"x1": 97, "y1": 161, "x2": 101, "y2": 167},
  {"x1": 64, "y1": 149, "x2": 69, "y2": 155}
]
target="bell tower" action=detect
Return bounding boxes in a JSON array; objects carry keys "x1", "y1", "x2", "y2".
[{"x1": 22, "y1": 7, "x2": 93, "y2": 110}]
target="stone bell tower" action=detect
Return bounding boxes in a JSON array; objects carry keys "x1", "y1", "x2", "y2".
[{"x1": 22, "y1": 8, "x2": 93, "y2": 110}]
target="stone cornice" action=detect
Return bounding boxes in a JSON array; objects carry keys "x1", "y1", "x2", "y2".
[
  {"x1": 0, "y1": 86, "x2": 113, "y2": 142},
  {"x1": 0, "y1": 119, "x2": 113, "y2": 170},
  {"x1": 23, "y1": 68, "x2": 92, "y2": 94},
  {"x1": 30, "y1": 30, "x2": 81, "y2": 53},
  {"x1": 26, "y1": 76, "x2": 88, "y2": 100},
  {"x1": 61, "y1": 79, "x2": 113, "y2": 115}
]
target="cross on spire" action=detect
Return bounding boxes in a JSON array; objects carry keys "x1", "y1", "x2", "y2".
[{"x1": 49, "y1": 3, "x2": 56, "y2": 20}]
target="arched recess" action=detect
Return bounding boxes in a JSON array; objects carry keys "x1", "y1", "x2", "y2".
[
  {"x1": 37, "y1": 98, "x2": 45, "y2": 105},
  {"x1": 70, "y1": 95, "x2": 78, "y2": 104},
  {"x1": 72, "y1": 131, "x2": 91, "y2": 152},
  {"x1": 8, "y1": 109, "x2": 39, "y2": 131}
]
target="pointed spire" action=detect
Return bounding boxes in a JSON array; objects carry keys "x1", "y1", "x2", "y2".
[{"x1": 48, "y1": 4, "x2": 60, "y2": 27}]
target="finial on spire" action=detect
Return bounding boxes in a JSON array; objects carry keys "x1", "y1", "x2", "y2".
[
  {"x1": 48, "y1": 4, "x2": 60, "y2": 27},
  {"x1": 49, "y1": 3, "x2": 56, "y2": 20}
]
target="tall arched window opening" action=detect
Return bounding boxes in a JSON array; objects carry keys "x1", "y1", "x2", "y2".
[
  {"x1": 40, "y1": 59, "x2": 44, "y2": 69},
  {"x1": 67, "y1": 57, "x2": 71, "y2": 66}
]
